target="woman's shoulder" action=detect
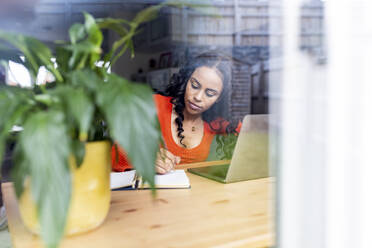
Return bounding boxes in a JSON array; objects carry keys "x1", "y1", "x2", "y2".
[
  {"x1": 206, "y1": 117, "x2": 242, "y2": 134},
  {"x1": 153, "y1": 94, "x2": 173, "y2": 113},
  {"x1": 153, "y1": 94, "x2": 172, "y2": 105},
  {"x1": 207, "y1": 117, "x2": 228, "y2": 133}
]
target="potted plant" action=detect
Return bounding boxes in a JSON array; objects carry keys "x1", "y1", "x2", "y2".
[{"x1": 0, "y1": 2, "x2": 185, "y2": 247}]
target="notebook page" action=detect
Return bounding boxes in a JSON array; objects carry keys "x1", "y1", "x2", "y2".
[
  {"x1": 139, "y1": 170, "x2": 190, "y2": 189},
  {"x1": 110, "y1": 170, "x2": 136, "y2": 189}
]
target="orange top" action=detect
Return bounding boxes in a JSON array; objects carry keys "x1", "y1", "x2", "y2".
[
  {"x1": 154, "y1": 94, "x2": 215, "y2": 164},
  {"x1": 111, "y1": 94, "x2": 240, "y2": 172}
]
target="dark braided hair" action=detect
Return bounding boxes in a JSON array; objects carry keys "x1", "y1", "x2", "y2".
[{"x1": 164, "y1": 51, "x2": 239, "y2": 148}]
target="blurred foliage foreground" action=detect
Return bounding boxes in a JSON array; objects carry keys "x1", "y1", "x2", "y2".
[{"x1": 0, "y1": 1, "x2": 212, "y2": 247}]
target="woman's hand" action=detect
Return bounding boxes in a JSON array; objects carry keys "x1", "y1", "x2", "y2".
[{"x1": 155, "y1": 148, "x2": 181, "y2": 174}]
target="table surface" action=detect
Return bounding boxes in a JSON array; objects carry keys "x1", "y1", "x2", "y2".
[{"x1": 2, "y1": 172, "x2": 274, "y2": 248}]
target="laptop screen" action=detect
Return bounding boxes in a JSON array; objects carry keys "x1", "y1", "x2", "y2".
[{"x1": 189, "y1": 115, "x2": 269, "y2": 183}]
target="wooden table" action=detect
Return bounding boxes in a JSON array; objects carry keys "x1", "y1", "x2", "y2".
[{"x1": 2, "y1": 172, "x2": 274, "y2": 248}]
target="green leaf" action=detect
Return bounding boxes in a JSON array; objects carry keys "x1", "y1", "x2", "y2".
[
  {"x1": 128, "y1": 39, "x2": 135, "y2": 59},
  {"x1": 83, "y1": 12, "x2": 103, "y2": 48},
  {"x1": 64, "y1": 41, "x2": 101, "y2": 69},
  {"x1": 72, "y1": 140, "x2": 85, "y2": 168},
  {"x1": 62, "y1": 13, "x2": 103, "y2": 70},
  {"x1": 96, "y1": 18, "x2": 129, "y2": 37},
  {"x1": 11, "y1": 143, "x2": 29, "y2": 198},
  {"x1": 0, "y1": 31, "x2": 64, "y2": 83},
  {"x1": 76, "y1": 53, "x2": 89, "y2": 70},
  {"x1": 55, "y1": 85, "x2": 94, "y2": 141},
  {"x1": 110, "y1": 38, "x2": 131, "y2": 67},
  {"x1": 69, "y1": 23, "x2": 86, "y2": 44},
  {"x1": 0, "y1": 32, "x2": 39, "y2": 80},
  {"x1": 83, "y1": 13, "x2": 103, "y2": 68},
  {"x1": 132, "y1": 5, "x2": 162, "y2": 26},
  {"x1": 24, "y1": 37, "x2": 63, "y2": 83},
  {"x1": 67, "y1": 69, "x2": 102, "y2": 92},
  {"x1": 0, "y1": 102, "x2": 33, "y2": 172},
  {"x1": 113, "y1": 143, "x2": 119, "y2": 165},
  {"x1": 0, "y1": 89, "x2": 19, "y2": 132},
  {"x1": 100, "y1": 25, "x2": 132, "y2": 65},
  {"x1": 96, "y1": 18, "x2": 132, "y2": 32},
  {"x1": 67, "y1": 50, "x2": 81, "y2": 69},
  {"x1": 89, "y1": 52, "x2": 100, "y2": 70},
  {"x1": 102, "y1": 1, "x2": 212, "y2": 66},
  {"x1": 97, "y1": 14, "x2": 147, "y2": 66},
  {"x1": 0, "y1": 86, "x2": 34, "y2": 137},
  {"x1": 34, "y1": 94, "x2": 57, "y2": 106},
  {"x1": 55, "y1": 46, "x2": 71, "y2": 73},
  {"x1": 96, "y1": 73, "x2": 160, "y2": 189},
  {"x1": 20, "y1": 110, "x2": 71, "y2": 248},
  {"x1": 0, "y1": 136, "x2": 5, "y2": 179}
]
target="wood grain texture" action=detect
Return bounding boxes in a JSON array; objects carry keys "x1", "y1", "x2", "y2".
[{"x1": 2, "y1": 172, "x2": 275, "y2": 248}]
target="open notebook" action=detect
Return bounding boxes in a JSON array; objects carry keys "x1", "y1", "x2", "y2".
[{"x1": 110, "y1": 169, "x2": 190, "y2": 190}]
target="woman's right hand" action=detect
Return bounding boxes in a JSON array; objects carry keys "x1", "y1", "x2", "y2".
[{"x1": 155, "y1": 148, "x2": 181, "y2": 174}]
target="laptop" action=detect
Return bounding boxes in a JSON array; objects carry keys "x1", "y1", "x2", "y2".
[{"x1": 188, "y1": 114, "x2": 269, "y2": 183}]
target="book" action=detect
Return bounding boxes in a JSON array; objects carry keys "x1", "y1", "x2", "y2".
[
  {"x1": 110, "y1": 169, "x2": 190, "y2": 190},
  {"x1": 110, "y1": 170, "x2": 137, "y2": 190},
  {"x1": 137, "y1": 170, "x2": 190, "y2": 189}
]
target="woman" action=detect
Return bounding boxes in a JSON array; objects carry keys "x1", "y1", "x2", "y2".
[{"x1": 112, "y1": 52, "x2": 240, "y2": 174}]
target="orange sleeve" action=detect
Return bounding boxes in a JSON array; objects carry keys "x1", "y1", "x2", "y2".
[
  {"x1": 111, "y1": 94, "x2": 167, "y2": 172},
  {"x1": 209, "y1": 118, "x2": 242, "y2": 134},
  {"x1": 111, "y1": 144, "x2": 132, "y2": 172},
  {"x1": 236, "y1": 121, "x2": 242, "y2": 133}
]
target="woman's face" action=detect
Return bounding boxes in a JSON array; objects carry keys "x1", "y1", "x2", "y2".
[{"x1": 184, "y1": 66, "x2": 224, "y2": 116}]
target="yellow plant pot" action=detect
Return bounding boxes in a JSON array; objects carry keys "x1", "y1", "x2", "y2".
[{"x1": 18, "y1": 140, "x2": 111, "y2": 236}]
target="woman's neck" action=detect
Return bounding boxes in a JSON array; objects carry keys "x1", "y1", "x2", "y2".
[{"x1": 183, "y1": 109, "x2": 202, "y2": 123}]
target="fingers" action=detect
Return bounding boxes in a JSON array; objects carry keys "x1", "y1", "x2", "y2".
[
  {"x1": 155, "y1": 149, "x2": 181, "y2": 174},
  {"x1": 175, "y1": 156, "x2": 181, "y2": 164},
  {"x1": 155, "y1": 164, "x2": 167, "y2": 174},
  {"x1": 156, "y1": 156, "x2": 174, "y2": 173},
  {"x1": 162, "y1": 148, "x2": 181, "y2": 166}
]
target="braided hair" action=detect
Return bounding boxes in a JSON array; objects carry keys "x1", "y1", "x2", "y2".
[{"x1": 165, "y1": 51, "x2": 239, "y2": 148}]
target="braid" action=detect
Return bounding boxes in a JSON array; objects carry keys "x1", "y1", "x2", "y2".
[
  {"x1": 174, "y1": 108, "x2": 186, "y2": 147},
  {"x1": 168, "y1": 71, "x2": 189, "y2": 147}
]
